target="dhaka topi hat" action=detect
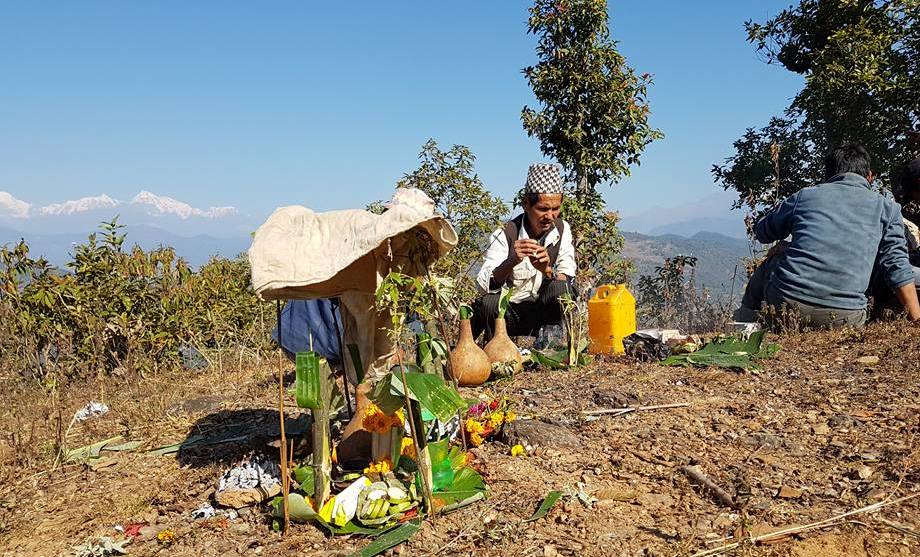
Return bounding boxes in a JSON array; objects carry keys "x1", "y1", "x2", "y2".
[{"x1": 524, "y1": 163, "x2": 564, "y2": 195}]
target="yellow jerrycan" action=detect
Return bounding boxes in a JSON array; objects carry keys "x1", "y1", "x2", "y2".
[{"x1": 588, "y1": 284, "x2": 636, "y2": 354}]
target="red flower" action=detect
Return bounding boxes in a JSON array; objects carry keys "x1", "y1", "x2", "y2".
[{"x1": 489, "y1": 400, "x2": 499, "y2": 410}]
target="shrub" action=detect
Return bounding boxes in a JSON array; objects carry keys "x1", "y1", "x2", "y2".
[{"x1": 0, "y1": 219, "x2": 273, "y2": 381}]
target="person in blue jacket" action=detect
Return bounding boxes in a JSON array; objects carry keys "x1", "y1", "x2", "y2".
[{"x1": 735, "y1": 143, "x2": 920, "y2": 329}]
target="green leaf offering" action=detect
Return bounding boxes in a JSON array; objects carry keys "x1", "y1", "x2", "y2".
[
  {"x1": 662, "y1": 331, "x2": 780, "y2": 371},
  {"x1": 273, "y1": 493, "x2": 317, "y2": 523},
  {"x1": 388, "y1": 370, "x2": 466, "y2": 423},
  {"x1": 432, "y1": 467, "x2": 488, "y2": 507},
  {"x1": 295, "y1": 351, "x2": 321, "y2": 409},
  {"x1": 292, "y1": 465, "x2": 315, "y2": 496},
  {"x1": 459, "y1": 304, "x2": 473, "y2": 320}
]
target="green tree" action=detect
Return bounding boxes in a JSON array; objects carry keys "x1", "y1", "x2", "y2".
[
  {"x1": 715, "y1": 0, "x2": 920, "y2": 215},
  {"x1": 521, "y1": 0, "x2": 661, "y2": 280},
  {"x1": 395, "y1": 139, "x2": 509, "y2": 282}
]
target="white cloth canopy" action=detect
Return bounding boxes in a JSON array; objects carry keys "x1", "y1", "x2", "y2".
[{"x1": 248, "y1": 191, "x2": 458, "y2": 382}]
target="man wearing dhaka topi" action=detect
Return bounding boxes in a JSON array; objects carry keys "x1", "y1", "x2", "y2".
[{"x1": 472, "y1": 163, "x2": 576, "y2": 341}]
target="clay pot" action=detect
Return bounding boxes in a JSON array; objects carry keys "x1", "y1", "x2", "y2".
[
  {"x1": 449, "y1": 319, "x2": 492, "y2": 386},
  {"x1": 483, "y1": 318, "x2": 523, "y2": 372}
]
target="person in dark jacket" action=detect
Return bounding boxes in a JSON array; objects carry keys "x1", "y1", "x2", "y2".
[{"x1": 735, "y1": 143, "x2": 920, "y2": 329}]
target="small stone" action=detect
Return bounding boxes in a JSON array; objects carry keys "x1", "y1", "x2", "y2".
[
  {"x1": 740, "y1": 432, "x2": 783, "y2": 449},
  {"x1": 543, "y1": 544, "x2": 559, "y2": 557},
  {"x1": 776, "y1": 485, "x2": 803, "y2": 499},
  {"x1": 855, "y1": 355, "x2": 880, "y2": 366},
  {"x1": 861, "y1": 488, "x2": 886, "y2": 502},
  {"x1": 828, "y1": 414, "x2": 858, "y2": 428},
  {"x1": 215, "y1": 485, "x2": 281, "y2": 509},
  {"x1": 501, "y1": 419, "x2": 581, "y2": 449},
  {"x1": 855, "y1": 465, "x2": 873, "y2": 480},
  {"x1": 811, "y1": 423, "x2": 830, "y2": 435}
]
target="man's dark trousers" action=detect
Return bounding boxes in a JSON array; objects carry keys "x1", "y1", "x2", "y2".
[{"x1": 471, "y1": 279, "x2": 573, "y2": 341}]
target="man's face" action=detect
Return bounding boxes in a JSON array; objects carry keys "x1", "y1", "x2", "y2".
[{"x1": 524, "y1": 194, "x2": 563, "y2": 235}]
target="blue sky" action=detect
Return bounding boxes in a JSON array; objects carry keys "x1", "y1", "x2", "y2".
[{"x1": 0, "y1": 1, "x2": 802, "y2": 222}]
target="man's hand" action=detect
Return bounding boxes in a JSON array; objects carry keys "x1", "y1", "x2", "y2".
[
  {"x1": 894, "y1": 283, "x2": 920, "y2": 322},
  {"x1": 528, "y1": 245, "x2": 552, "y2": 275},
  {"x1": 766, "y1": 241, "x2": 789, "y2": 259},
  {"x1": 512, "y1": 239, "x2": 541, "y2": 264}
]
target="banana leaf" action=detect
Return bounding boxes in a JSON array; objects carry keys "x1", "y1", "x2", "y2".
[
  {"x1": 368, "y1": 373, "x2": 405, "y2": 415},
  {"x1": 273, "y1": 494, "x2": 396, "y2": 536},
  {"x1": 431, "y1": 466, "x2": 487, "y2": 507},
  {"x1": 293, "y1": 465, "x2": 315, "y2": 496},
  {"x1": 416, "y1": 332, "x2": 436, "y2": 374},
  {"x1": 662, "y1": 331, "x2": 780, "y2": 371},
  {"x1": 426, "y1": 439, "x2": 468, "y2": 472},
  {"x1": 66, "y1": 435, "x2": 124, "y2": 462},
  {"x1": 273, "y1": 493, "x2": 317, "y2": 523},
  {"x1": 389, "y1": 370, "x2": 466, "y2": 423},
  {"x1": 369, "y1": 367, "x2": 466, "y2": 424},
  {"x1": 351, "y1": 519, "x2": 421, "y2": 557}
]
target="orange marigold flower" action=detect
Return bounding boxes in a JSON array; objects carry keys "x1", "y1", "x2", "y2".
[
  {"x1": 465, "y1": 418, "x2": 485, "y2": 434},
  {"x1": 363, "y1": 458, "x2": 393, "y2": 475},
  {"x1": 488, "y1": 411, "x2": 504, "y2": 429},
  {"x1": 400, "y1": 437, "x2": 416, "y2": 459},
  {"x1": 156, "y1": 529, "x2": 176, "y2": 545}
]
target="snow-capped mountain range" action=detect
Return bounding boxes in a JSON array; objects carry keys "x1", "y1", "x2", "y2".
[
  {"x1": 3, "y1": 190, "x2": 239, "y2": 220},
  {"x1": 0, "y1": 189, "x2": 262, "y2": 266}
]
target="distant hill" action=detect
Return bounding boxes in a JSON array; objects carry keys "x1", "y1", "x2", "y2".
[
  {"x1": 622, "y1": 230, "x2": 751, "y2": 296},
  {"x1": 646, "y1": 217, "x2": 746, "y2": 238},
  {"x1": 617, "y1": 190, "x2": 747, "y2": 239}
]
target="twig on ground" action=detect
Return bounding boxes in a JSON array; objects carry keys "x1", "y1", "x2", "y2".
[
  {"x1": 876, "y1": 517, "x2": 920, "y2": 538},
  {"x1": 743, "y1": 443, "x2": 766, "y2": 465},
  {"x1": 681, "y1": 465, "x2": 736, "y2": 508},
  {"x1": 689, "y1": 491, "x2": 920, "y2": 557},
  {"x1": 581, "y1": 402, "x2": 690, "y2": 417}
]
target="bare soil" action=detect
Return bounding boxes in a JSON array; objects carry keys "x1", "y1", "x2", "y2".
[{"x1": 2, "y1": 322, "x2": 919, "y2": 557}]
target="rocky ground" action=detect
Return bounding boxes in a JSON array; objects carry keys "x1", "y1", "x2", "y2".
[{"x1": 2, "y1": 321, "x2": 919, "y2": 557}]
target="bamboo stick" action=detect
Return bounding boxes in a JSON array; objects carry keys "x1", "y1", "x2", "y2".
[{"x1": 275, "y1": 301, "x2": 290, "y2": 533}]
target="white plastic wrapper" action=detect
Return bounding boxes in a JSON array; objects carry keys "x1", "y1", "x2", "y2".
[
  {"x1": 73, "y1": 401, "x2": 109, "y2": 422},
  {"x1": 217, "y1": 457, "x2": 281, "y2": 491}
]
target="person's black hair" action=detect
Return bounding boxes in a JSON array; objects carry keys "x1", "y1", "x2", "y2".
[
  {"x1": 824, "y1": 142, "x2": 872, "y2": 179},
  {"x1": 522, "y1": 192, "x2": 563, "y2": 206}
]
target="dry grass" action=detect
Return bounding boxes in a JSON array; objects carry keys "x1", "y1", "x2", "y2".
[{"x1": 2, "y1": 321, "x2": 919, "y2": 556}]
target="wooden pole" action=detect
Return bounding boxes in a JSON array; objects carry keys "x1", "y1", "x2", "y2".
[{"x1": 275, "y1": 301, "x2": 290, "y2": 533}]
